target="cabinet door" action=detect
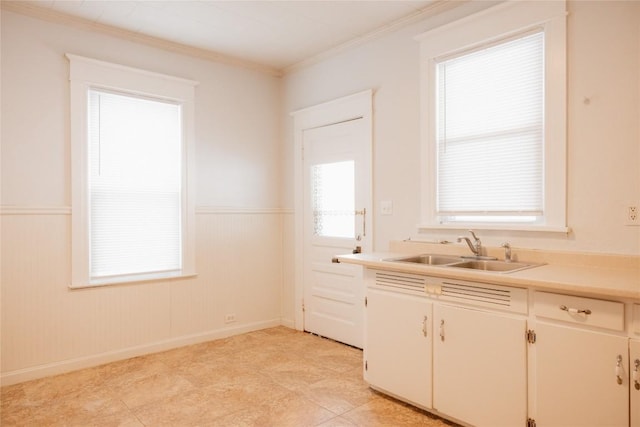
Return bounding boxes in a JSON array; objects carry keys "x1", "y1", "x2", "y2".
[
  {"x1": 433, "y1": 304, "x2": 527, "y2": 427},
  {"x1": 365, "y1": 288, "x2": 432, "y2": 408},
  {"x1": 535, "y1": 322, "x2": 629, "y2": 427},
  {"x1": 630, "y1": 339, "x2": 640, "y2": 427}
]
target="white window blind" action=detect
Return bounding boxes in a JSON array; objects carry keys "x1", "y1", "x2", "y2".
[
  {"x1": 88, "y1": 89, "x2": 182, "y2": 279},
  {"x1": 436, "y1": 31, "x2": 544, "y2": 221}
]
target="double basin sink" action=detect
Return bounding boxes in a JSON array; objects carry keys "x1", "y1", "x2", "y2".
[{"x1": 385, "y1": 254, "x2": 541, "y2": 274}]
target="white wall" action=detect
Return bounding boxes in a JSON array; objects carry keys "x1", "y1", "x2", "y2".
[
  {"x1": 2, "y1": 0, "x2": 639, "y2": 382},
  {"x1": 1, "y1": 10, "x2": 284, "y2": 384},
  {"x1": 283, "y1": 0, "x2": 640, "y2": 256},
  {"x1": 280, "y1": 0, "x2": 640, "y2": 325}
]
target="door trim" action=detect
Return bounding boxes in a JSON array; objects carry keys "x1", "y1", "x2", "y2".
[{"x1": 291, "y1": 90, "x2": 373, "y2": 331}]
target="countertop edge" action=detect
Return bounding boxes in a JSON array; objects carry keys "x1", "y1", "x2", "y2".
[{"x1": 337, "y1": 253, "x2": 640, "y2": 301}]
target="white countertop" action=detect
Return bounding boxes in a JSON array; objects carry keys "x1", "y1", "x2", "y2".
[{"x1": 337, "y1": 249, "x2": 640, "y2": 300}]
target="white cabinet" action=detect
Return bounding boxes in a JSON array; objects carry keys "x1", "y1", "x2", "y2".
[
  {"x1": 364, "y1": 269, "x2": 640, "y2": 427},
  {"x1": 534, "y1": 322, "x2": 629, "y2": 426},
  {"x1": 433, "y1": 304, "x2": 527, "y2": 427},
  {"x1": 631, "y1": 339, "x2": 640, "y2": 427},
  {"x1": 365, "y1": 288, "x2": 432, "y2": 408},
  {"x1": 533, "y1": 289, "x2": 630, "y2": 427}
]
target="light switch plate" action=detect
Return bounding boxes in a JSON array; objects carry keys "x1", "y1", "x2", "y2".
[{"x1": 381, "y1": 200, "x2": 393, "y2": 215}]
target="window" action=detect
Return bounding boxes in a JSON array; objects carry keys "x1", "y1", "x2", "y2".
[
  {"x1": 417, "y1": 1, "x2": 568, "y2": 232},
  {"x1": 311, "y1": 160, "x2": 356, "y2": 238},
  {"x1": 436, "y1": 31, "x2": 543, "y2": 223},
  {"x1": 68, "y1": 55, "x2": 198, "y2": 287},
  {"x1": 88, "y1": 90, "x2": 182, "y2": 279}
]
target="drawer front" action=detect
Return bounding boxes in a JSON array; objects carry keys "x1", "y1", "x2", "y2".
[
  {"x1": 633, "y1": 304, "x2": 640, "y2": 335},
  {"x1": 535, "y1": 291, "x2": 624, "y2": 331}
]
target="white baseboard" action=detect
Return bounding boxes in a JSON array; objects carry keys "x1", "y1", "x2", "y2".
[
  {"x1": 1, "y1": 319, "x2": 282, "y2": 386},
  {"x1": 280, "y1": 317, "x2": 296, "y2": 329}
]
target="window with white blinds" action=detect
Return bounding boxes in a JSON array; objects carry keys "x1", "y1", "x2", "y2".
[
  {"x1": 68, "y1": 54, "x2": 197, "y2": 287},
  {"x1": 88, "y1": 90, "x2": 182, "y2": 278},
  {"x1": 417, "y1": 1, "x2": 567, "y2": 232},
  {"x1": 436, "y1": 32, "x2": 544, "y2": 223}
]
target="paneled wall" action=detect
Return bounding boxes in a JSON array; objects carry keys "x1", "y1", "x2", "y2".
[
  {"x1": 1, "y1": 9, "x2": 285, "y2": 385},
  {"x1": 0, "y1": 209, "x2": 284, "y2": 384}
]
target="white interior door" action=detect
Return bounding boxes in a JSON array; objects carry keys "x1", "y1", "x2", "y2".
[{"x1": 302, "y1": 118, "x2": 371, "y2": 348}]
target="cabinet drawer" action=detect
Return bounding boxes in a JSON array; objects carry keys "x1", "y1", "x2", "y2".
[
  {"x1": 633, "y1": 304, "x2": 640, "y2": 335},
  {"x1": 534, "y1": 291, "x2": 624, "y2": 331}
]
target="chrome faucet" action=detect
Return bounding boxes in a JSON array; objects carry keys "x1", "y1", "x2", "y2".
[
  {"x1": 457, "y1": 230, "x2": 482, "y2": 257},
  {"x1": 502, "y1": 242, "x2": 512, "y2": 262}
]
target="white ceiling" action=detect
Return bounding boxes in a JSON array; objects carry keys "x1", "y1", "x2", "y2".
[{"x1": 14, "y1": 0, "x2": 439, "y2": 72}]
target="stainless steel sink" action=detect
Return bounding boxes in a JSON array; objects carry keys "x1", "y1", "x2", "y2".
[
  {"x1": 386, "y1": 254, "x2": 463, "y2": 265},
  {"x1": 448, "y1": 260, "x2": 537, "y2": 273},
  {"x1": 385, "y1": 254, "x2": 541, "y2": 273}
]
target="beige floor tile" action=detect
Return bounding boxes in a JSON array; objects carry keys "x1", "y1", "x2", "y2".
[
  {"x1": 207, "y1": 393, "x2": 337, "y2": 427},
  {"x1": 316, "y1": 415, "x2": 359, "y2": 426},
  {"x1": 131, "y1": 386, "x2": 248, "y2": 426},
  {"x1": 1, "y1": 327, "x2": 461, "y2": 427},
  {"x1": 259, "y1": 358, "x2": 339, "y2": 392},
  {"x1": 12, "y1": 385, "x2": 130, "y2": 426},
  {"x1": 74, "y1": 410, "x2": 144, "y2": 427},
  {"x1": 111, "y1": 372, "x2": 195, "y2": 409},
  {"x1": 342, "y1": 393, "x2": 455, "y2": 426},
  {"x1": 202, "y1": 371, "x2": 295, "y2": 406},
  {"x1": 298, "y1": 375, "x2": 380, "y2": 415},
  {"x1": 171, "y1": 357, "x2": 249, "y2": 387},
  {"x1": 98, "y1": 357, "x2": 171, "y2": 389}
]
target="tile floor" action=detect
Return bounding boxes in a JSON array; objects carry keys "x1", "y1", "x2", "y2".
[{"x1": 1, "y1": 326, "x2": 457, "y2": 426}]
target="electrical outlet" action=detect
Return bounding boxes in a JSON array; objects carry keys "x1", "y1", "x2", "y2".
[
  {"x1": 224, "y1": 314, "x2": 236, "y2": 323},
  {"x1": 626, "y1": 205, "x2": 639, "y2": 226}
]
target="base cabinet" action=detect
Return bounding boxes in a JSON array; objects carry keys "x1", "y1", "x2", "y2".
[
  {"x1": 534, "y1": 322, "x2": 629, "y2": 427},
  {"x1": 364, "y1": 269, "x2": 640, "y2": 426},
  {"x1": 631, "y1": 339, "x2": 640, "y2": 427},
  {"x1": 433, "y1": 304, "x2": 527, "y2": 427},
  {"x1": 365, "y1": 288, "x2": 432, "y2": 408}
]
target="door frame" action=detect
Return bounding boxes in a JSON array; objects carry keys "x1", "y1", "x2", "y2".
[{"x1": 291, "y1": 90, "x2": 373, "y2": 332}]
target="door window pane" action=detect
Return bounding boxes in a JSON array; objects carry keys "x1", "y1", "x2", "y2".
[{"x1": 311, "y1": 161, "x2": 355, "y2": 238}]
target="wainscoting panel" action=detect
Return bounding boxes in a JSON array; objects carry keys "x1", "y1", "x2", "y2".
[{"x1": 0, "y1": 208, "x2": 284, "y2": 385}]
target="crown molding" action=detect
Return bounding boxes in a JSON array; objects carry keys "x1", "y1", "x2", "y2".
[
  {"x1": 1, "y1": 1, "x2": 283, "y2": 78},
  {"x1": 283, "y1": 0, "x2": 468, "y2": 74},
  {"x1": 2, "y1": 0, "x2": 471, "y2": 77}
]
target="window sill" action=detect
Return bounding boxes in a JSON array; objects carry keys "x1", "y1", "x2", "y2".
[
  {"x1": 418, "y1": 223, "x2": 571, "y2": 234},
  {"x1": 69, "y1": 271, "x2": 198, "y2": 290}
]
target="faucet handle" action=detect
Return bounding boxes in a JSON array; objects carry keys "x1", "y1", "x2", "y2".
[{"x1": 468, "y1": 230, "x2": 480, "y2": 242}]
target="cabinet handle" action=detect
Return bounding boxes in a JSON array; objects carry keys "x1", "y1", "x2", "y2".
[
  {"x1": 559, "y1": 305, "x2": 591, "y2": 315},
  {"x1": 634, "y1": 359, "x2": 640, "y2": 391},
  {"x1": 422, "y1": 316, "x2": 428, "y2": 337},
  {"x1": 616, "y1": 355, "x2": 624, "y2": 385},
  {"x1": 439, "y1": 319, "x2": 445, "y2": 342}
]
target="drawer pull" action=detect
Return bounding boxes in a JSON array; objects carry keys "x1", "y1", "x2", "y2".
[
  {"x1": 616, "y1": 355, "x2": 624, "y2": 385},
  {"x1": 634, "y1": 359, "x2": 640, "y2": 391},
  {"x1": 422, "y1": 316, "x2": 428, "y2": 337},
  {"x1": 559, "y1": 305, "x2": 591, "y2": 315}
]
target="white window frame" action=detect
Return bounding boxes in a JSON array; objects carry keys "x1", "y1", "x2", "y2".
[
  {"x1": 416, "y1": 1, "x2": 568, "y2": 233},
  {"x1": 67, "y1": 54, "x2": 198, "y2": 288}
]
